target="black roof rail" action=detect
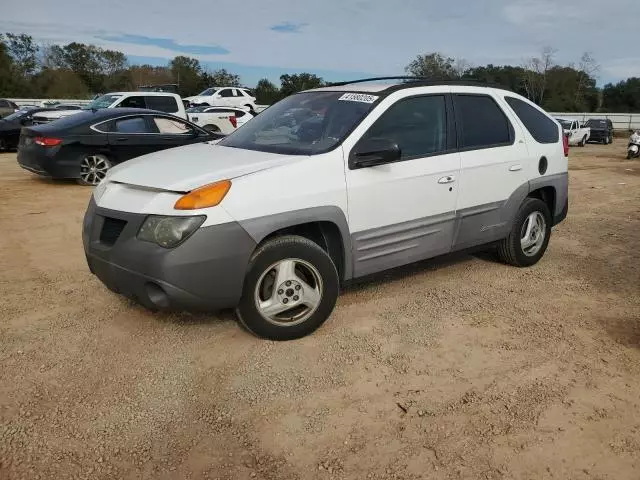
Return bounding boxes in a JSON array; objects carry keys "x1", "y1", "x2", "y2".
[{"x1": 331, "y1": 76, "x2": 514, "y2": 93}]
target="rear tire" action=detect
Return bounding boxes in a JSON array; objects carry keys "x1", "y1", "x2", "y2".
[
  {"x1": 202, "y1": 124, "x2": 220, "y2": 133},
  {"x1": 579, "y1": 136, "x2": 587, "y2": 147},
  {"x1": 235, "y1": 235, "x2": 340, "y2": 341},
  {"x1": 497, "y1": 198, "x2": 552, "y2": 268},
  {"x1": 0, "y1": 138, "x2": 6, "y2": 151}
]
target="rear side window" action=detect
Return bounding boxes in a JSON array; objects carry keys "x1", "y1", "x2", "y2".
[
  {"x1": 118, "y1": 96, "x2": 147, "y2": 109},
  {"x1": 505, "y1": 97, "x2": 559, "y2": 144},
  {"x1": 146, "y1": 96, "x2": 179, "y2": 113},
  {"x1": 360, "y1": 95, "x2": 447, "y2": 159},
  {"x1": 454, "y1": 94, "x2": 513, "y2": 150},
  {"x1": 114, "y1": 117, "x2": 149, "y2": 133}
]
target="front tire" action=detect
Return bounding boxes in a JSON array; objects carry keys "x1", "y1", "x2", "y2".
[
  {"x1": 497, "y1": 198, "x2": 552, "y2": 267},
  {"x1": 579, "y1": 136, "x2": 587, "y2": 147},
  {"x1": 236, "y1": 235, "x2": 340, "y2": 341},
  {"x1": 77, "y1": 154, "x2": 111, "y2": 186}
]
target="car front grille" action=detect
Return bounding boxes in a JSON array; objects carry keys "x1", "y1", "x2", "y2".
[{"x1": 100, "y1": 217, "x2": 127, "y2": 246}]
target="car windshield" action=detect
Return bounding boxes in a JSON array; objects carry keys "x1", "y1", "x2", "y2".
[
  {"x1": 585, "y1": 119, "x2": 607, "y2": 127},
  {"x1": 219, "y1": 91, "x2": 376, "y2": 155},
  {"x1": 83, "y1": 94, "x2": 121, "y2": 110},
  {"x1": 197, "y1": 88, "x2": 218, "y2": 96},
  {"x1": 557, "y1": 119, "x2": 572, "y2": 129}
]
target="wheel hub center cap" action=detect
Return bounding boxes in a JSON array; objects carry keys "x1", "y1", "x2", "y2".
[{"x1": 276, "y1": 280, "x2": 302, "y2": 304}]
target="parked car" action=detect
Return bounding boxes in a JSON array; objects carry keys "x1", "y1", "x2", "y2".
[
  {"x1": 32, "y1": 92, "x2": 188, "y2": 125},
  {"x1": 183, "y1": 87, "x2": 257, "y2": 111},
  {"x1": 0, "y1": 99, "x2": 20, "y2": 118},
  {"x1": 584, "y1": 118, "x2": 614, "y2": 144},
  {"x1": 82, "y1": 79, "x2": 569, "y2": 340},
  {"x1": 138, "y1": 84, "x2": 179, "y2": 94},
  {"x1": 0, "y1": 108, "x2": 57, "y2": 151},
  {"x1": 556, "y1": 118, "x2": 590, "y2": 146},
  {"x1": 186, "y1": 106, "x2": 254, "y2": 133},
  {"x1": 17, "y1": 108, "x2": 212, "y2": 185}
]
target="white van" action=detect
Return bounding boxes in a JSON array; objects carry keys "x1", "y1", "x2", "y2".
[
  {"x1": 32, "y1": 92, "x2": 188, "y2": 124},
  {"x1": 83, "y1": 79, "x2": 569, "y2": 341}
]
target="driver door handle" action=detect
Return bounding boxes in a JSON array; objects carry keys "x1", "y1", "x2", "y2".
[
  {"x1": 509, "y1": 164, "x2": 522, "y2": 172},
  {"x1": 438, "y1": 175, "x2": 456, "y2": 184}
]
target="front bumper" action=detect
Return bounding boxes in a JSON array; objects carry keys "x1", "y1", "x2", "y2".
[{"x1": 82, "y1": 199, "x2": 257, "y2": 311}]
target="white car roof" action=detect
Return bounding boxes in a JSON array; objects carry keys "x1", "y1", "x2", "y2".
[{"x1": 110, "y1": 91, "x2": 181, "y2": 97}]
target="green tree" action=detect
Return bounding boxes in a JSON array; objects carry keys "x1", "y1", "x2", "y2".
[
  {"x1": 169, "y1": 56, "x2": 203, "y2": 97},
  {"x1": 254, "y1": 78, "x2": 280, "y2": 104},
  {"x1": 279, "y1": 73, "x2": 324, "y2": 97},
  {"x1": 405, "y1": 52, "x2": 458, "y2": 80},
  {"x1": 203, "y1": 68, "x2": 240, "y2": 87},
  {"x1": 32, "y1": 68, "x2": 89, "y2": 98},
  {"x1": 602, "y1": 78, "x2": 640, "y2": 113},
  {"x1": 4, "y1": 33, "x2": 38, "y2": 77}
]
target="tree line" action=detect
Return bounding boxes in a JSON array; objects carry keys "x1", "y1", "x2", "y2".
[{"x1": 1, "y1": 33, "x2": 638, "y2": 112}]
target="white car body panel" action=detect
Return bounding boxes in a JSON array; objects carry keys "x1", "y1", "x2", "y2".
[
  {"x1": 187, "y1": 107, "x2": 253, "y2": 134},
  {"x1": 106, "y1": 142, "x2": 299, "y2": 192}
]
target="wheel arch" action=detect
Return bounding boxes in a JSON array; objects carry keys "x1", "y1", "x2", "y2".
[{"x1": 239, "y1": 207, "x2": 353, "y2": 281}]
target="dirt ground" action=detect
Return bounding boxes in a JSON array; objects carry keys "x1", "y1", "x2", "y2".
[{"x1": 1, "y1": 140, "x2": 639, "y2": 480}]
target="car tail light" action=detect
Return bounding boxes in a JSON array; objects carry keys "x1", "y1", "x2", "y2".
[
  {"x1": 34, "y1": 136, "x2": 63, "y2": 147},
  {"x1": 229, "y1": 116, "x2": 237, "y2": 128},
  {"x1": 562, "y1": 133, "x2": 569, "y2": 157}
]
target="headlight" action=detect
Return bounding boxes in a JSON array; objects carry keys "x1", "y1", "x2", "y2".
[{"x1": 137, "y1": 215, "x2": 205, "y2": 248}]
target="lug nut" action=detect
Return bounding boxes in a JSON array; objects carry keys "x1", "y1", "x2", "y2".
[
  {"x1": 293, "y1": 295, "x2": 299, "y2": 301},
  {"x1": 277, "y1": 289, "x2": 284, "y2": 295},
  {"x1": 285, "y1": 281, "x2": 292, "y2": 287},
  {"x1": 282, "y1": 298, "x2": 289, "y2": 304},
  {"x1": 295, "y1": 285, "x2": 301, "y2": 290}
]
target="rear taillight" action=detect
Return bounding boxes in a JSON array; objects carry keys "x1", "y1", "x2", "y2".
[
  {"x1": 229, "y1": 116, "x2": 237, "y2": 128},
  {"x1": 562, "y1": 133, "x2": 569, "y2": 157},
  {"x1": 34, "y1": 136, "x2": 63, "y2": 147}
]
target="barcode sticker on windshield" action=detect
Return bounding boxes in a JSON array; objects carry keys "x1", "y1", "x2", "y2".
[{"x1": 338, "y1": 93, "x2": 379, "y2": 103}]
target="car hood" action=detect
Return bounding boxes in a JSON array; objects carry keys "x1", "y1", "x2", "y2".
[{"x1": 107, "y1": 142, "x2": 298, "y2": 192}]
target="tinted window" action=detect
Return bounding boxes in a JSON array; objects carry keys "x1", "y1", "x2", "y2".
[
  {"x1": 152, "y1": 117, "x2": 193, "y2": 134},
  {"x1": 454, "y1": 95, "x2": 512, "y2": 149},
  {"x1": 204, "y1": 108, "x2": 237, "y2": 114},
  {"x1": 118, "y1": 96, "x2": 147, "y2": 109},
  {"x1": 219, "y1": 89, "x2": 234, "y2": 98},
  {"x1": 505, "y1": 97, "x2": 559, "y2": 144},
  {"x1": 0, "y1": 100, "x2": 9, "y2": 107},
  {"x1": 115, "y1": 117, "x2": 149, "y2": 133},
  {"x1": 359, "y1": 95, "x2": 447, "y2": 158},
  {"x1": 146, "y1": 96, "x2": 179, "y2": 113}
]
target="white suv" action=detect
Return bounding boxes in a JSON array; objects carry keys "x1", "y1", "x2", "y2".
[
  {"x1": 184, "y1": 87, "x2": 256, "y2": 111},
  {"x1": 83, "y1": 79, "x2": 569, "y2": 341}
]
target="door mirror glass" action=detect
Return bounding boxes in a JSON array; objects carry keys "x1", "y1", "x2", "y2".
[{"x1": 350, "y1": 138, "x2": 401, "y2": 169}]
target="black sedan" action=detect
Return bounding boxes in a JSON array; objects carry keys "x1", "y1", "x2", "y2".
[
  {"x1": 17, "y1": 108, "x2": 214, "y2": 185},
  {"x1": 0, "y1": 108, "x2": 58, "y2": 151}
]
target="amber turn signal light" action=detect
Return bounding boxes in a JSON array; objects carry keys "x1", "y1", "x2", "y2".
[{"x1": 174, "y1": 180, "x2": 231, "y2": 210}]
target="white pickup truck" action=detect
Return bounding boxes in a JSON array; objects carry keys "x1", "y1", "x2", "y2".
[
  {"x1": 32, "y1": 92, "x2": 188, "y2": 125},
  {"x1": 556, "y1": 118, "x2": 590, "y2": 147}
]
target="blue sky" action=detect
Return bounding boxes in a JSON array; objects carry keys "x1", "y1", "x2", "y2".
[{"x1": 2, "y1": 0, "x2": 638, "y2": 88}]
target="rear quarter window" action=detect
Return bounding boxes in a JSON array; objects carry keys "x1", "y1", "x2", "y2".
[
  {"x1": 453, "y1": 94, "x2": 514, "y2": 150},
  {"x1": 505, "y1": 97, "x2": 559, "y2": 144},
  {"x1": 146, "y1": 96, "x2": 179, "y2": 113}
]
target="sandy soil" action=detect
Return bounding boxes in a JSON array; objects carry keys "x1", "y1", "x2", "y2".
[{"x1": 1, "y1": 141, "x2": 639, "y2": 480}]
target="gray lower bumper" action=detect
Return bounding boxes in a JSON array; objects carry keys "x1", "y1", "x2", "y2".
[{"x1": 82, "y1": 199, "x2": 256, "y2": 311}]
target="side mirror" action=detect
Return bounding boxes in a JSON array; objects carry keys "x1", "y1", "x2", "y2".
[{"x1": 349, "y1": 138, "x2": 401, "y2": 170}]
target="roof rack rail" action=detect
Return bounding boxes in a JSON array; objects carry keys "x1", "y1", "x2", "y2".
[
  {"x1": 331, "y1": 76, "x2": 514, "y2": 93},
  {"x1": 331, "y1": 76, "x2": 429, "y2": 86}
]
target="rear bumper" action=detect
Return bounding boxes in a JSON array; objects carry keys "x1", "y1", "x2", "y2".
[
  {"x1": 17, "y1": 143, "x2": 79, "y2": 179},
  {"x1": 588, "y1": 131, "x2": 609, "y2": 141},
  {"x1": 83, "y1": 199, "x2": 256, "y2": 311}
]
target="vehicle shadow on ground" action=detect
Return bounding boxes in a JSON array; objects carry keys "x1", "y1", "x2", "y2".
[{"x1": 602, "y1": 316, "x2": 640, "y2": 349}]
